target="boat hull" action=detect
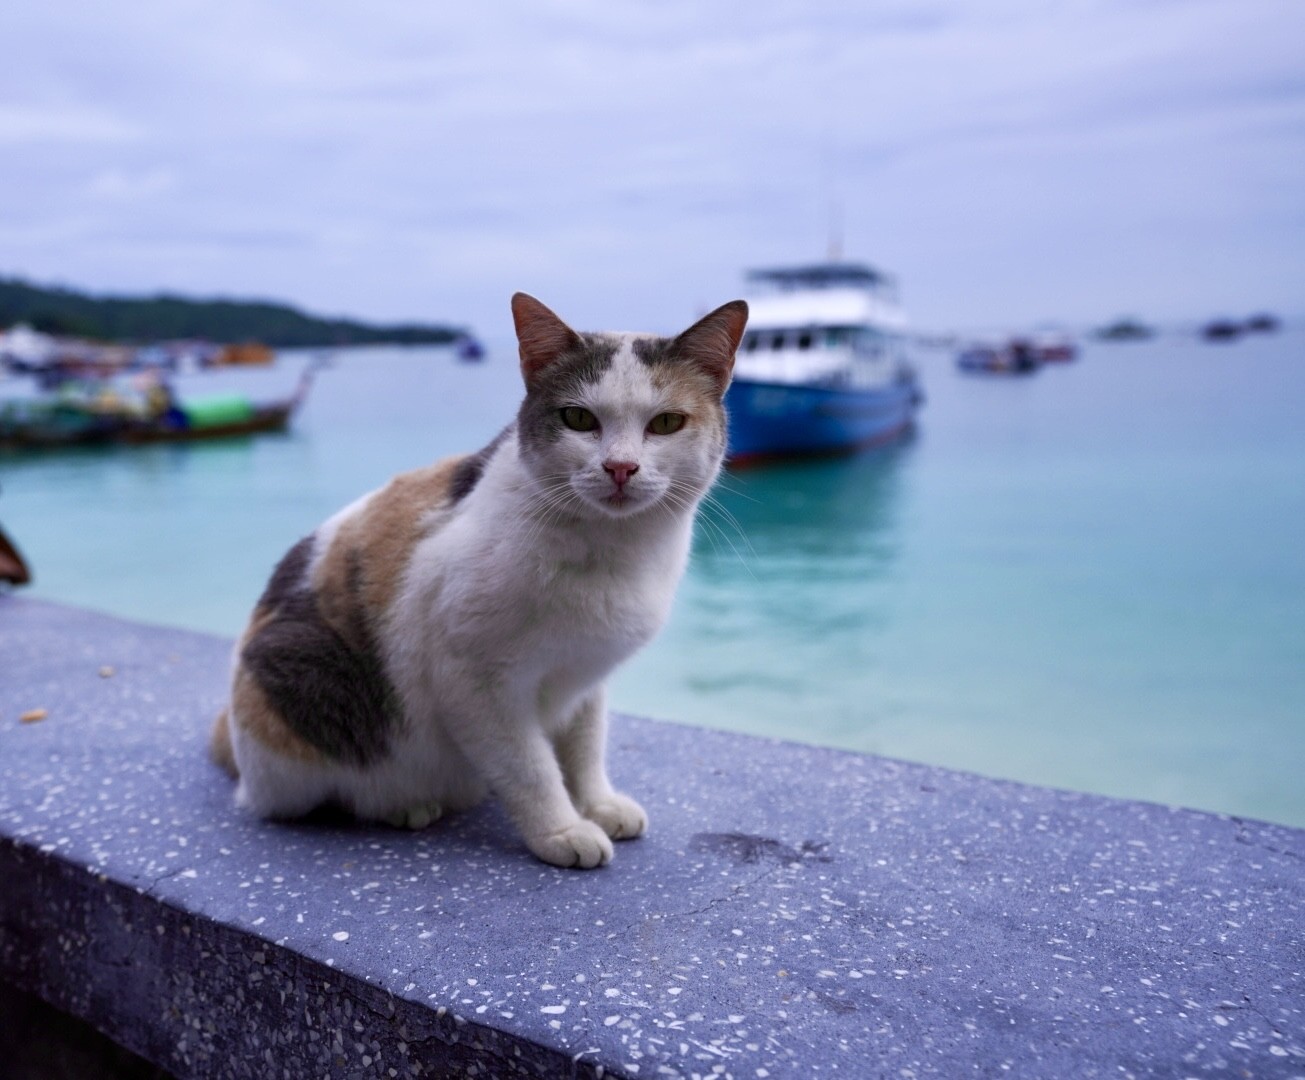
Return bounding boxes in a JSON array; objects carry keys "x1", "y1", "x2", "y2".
[
  {"x1": 0, "y1": 525, "x2": 30, "y2": 585},
  {"x1": 725, "y1": 377, "x2": 920, "y2": 465},
  {"x1": 0, "y1": 403, "x2": 295, "y2": 450}
]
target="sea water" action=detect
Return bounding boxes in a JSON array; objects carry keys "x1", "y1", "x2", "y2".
[{"x1": 3, "y1": 331, "x2": 1303, "y2": 826}]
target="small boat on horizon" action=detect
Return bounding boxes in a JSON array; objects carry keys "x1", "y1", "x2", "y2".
[
  {"x1": 455, "y1": 333, "x2": 486, "y2": 362},
  {"x1": 1202, "y1": 319, "x2": 1243, "y2": 343},
  {"x1": 1031, "y1": 330, "x2": 1078, "y2": 362},
  {"x1": 725, "y1": 262, "x2": 922, "y2": 465},
  {"x1": 957, "y1": 339, "x2": 1042, "y2": 375},
  {"x1": 1093, "y1": 317, "x2": 1155, "y2": 342},
  {"x1": 1201, "y1": 313, "x2": 1282, "y2": 342}
]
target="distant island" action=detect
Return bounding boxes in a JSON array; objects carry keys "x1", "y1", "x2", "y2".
[{"x1": 0, "y1": 277, "x2": 465, "y2": 347}]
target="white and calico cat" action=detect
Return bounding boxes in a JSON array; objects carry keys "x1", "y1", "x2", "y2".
[{"x1": 210, "y1": 292, "x2": 747, "y2": 869}]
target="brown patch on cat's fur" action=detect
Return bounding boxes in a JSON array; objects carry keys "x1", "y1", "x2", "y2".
[
  {"x1": 645, "y1": 362, "x2": 730, "y2": 448},
  {"x1": 631, "y1": 300, "x2": 746, "y2": 452},
  {"x1": 209, "y1": 707, "x2": 238, "y2": 777},
  {"x1": 312, "y1": 456, "x2": 464, "y2": 634}
]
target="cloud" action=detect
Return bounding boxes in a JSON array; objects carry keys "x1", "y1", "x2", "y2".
[
  {"x1": 0, "y1": 104, "x2": 141, "y2": 146},
  {"x1": 1, "y1": 0, "x2": 1302, "y2": 332},
  {"x1": 85, "y1": 167, "x2": 178, "y2": 201}
]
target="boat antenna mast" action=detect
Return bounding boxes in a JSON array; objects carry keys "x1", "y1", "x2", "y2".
[{"x1": 827, "y1": 197, "x2": 844, "y2": 263}]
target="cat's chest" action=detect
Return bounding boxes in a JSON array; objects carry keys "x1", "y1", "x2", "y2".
[
  {"x1": 526, "y1": 529, "x2": 685, "y2": 653},
  {"x1": 526, "y1": 550, "x2": 672, "y2": 710},
  {"x1": 402, "y1": 509, "x2": 689, "y2": 656},
  {"x1": 551, "y1": 554, "x2": 669, "y2": 632}
]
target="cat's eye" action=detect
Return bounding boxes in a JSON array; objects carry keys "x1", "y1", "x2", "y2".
[
  {"x1": 560, "y1": 406, "x2": 599, "y2": 432},
  {"x1": 647, "y1": 412, "x2": 686, "y2": 436}
]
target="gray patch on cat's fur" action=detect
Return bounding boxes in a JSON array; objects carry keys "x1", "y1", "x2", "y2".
[
  {"x1": 517, "y1": 333, "x2": 621, "y2": 454},
  {"x1": 242, "y1": 535, "x2": 397, "y2": 766},
  {"x1": 450, "y1": 425, "x2": 511, "y2": 505},
  {"x1": 630, "y1": 335, "x2": 676, "y2": 367},
  {"x1": 258, "y1": 534, "x2": 314, "y2": 609}
]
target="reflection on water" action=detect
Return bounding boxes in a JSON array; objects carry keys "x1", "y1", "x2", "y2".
[
  {"x1": 692, "y1": 443, "x2": 913, "y2": 641},
  {"x1": 709, "y1": 440, "x2": 912, "y2": 565},
  {"x1": 613, "y1": 441, "x2": 914, "y2": 725}
]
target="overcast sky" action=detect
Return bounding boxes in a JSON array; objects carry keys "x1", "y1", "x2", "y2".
[{"x1": 2, "y1": 0, "x2": 1302, "y2": 336}]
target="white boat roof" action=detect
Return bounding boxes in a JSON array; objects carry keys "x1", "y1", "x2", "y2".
[
  {"x1": 743, "y1": 286, "x2": 908, "y2": 332},
  {"x1": 742, "y1": 262, "x2": 907, "y2": 332}
]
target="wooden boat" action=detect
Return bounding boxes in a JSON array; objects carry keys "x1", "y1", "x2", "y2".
[
  {"x1": 212, "y1": 342, "x2": 275, "y2": 367},
  {"x1": 0, "y1": 524, "x2": 30, "y2": 585},
  {"x1": 0, "y1": 363, "x2": 315, "y2": 451},
  {"x1": 119, "y1": 400, "x2": 296, "y2": 444}
]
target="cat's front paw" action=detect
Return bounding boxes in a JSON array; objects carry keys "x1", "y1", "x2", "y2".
[
  {"x1": 583, "y1": 793, "x2": 648, "y2": 841},
  {"x1": 528, "y1": 820, "x2": 614, "y2": 869}
]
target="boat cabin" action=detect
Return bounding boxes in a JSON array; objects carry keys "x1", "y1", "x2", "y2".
[{"x1": 735, "y1": 262, "x2": 909, "y2": 387}]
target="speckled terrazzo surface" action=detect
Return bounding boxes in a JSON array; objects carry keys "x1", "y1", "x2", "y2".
[{"x1": 1, "y1": 596, "x2": 1302, "y2": 1079}]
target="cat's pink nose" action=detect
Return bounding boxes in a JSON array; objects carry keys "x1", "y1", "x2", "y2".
[{"x1": 603, "y1": 460, "x2": 640, "y2": 487}]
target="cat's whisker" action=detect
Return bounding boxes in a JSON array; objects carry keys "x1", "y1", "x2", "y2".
[
  {"x1": 699, "y1": 492, "x2": 755, "y2": 559},
  {"x1": 519, "y1": 485, "x2": 583, "y2": 549},
  {"x1": 672, "y1": 483, "x2": 755, "y2": 574},
  {"x1": 654, "y1": 485, "x2": 732, "y2": 561},
  {"x1": 710, "y1": 474, "x2": 763, "y2": 505},
  {"x1": 692, "y1": 514, "x2": 743, "y2": 565}
]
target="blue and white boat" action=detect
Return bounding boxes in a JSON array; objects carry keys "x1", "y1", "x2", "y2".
[{"x1": 725, "y1": 262, "x2": 922, "y2": 464}]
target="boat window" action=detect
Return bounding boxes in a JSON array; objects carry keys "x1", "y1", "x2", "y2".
[
  {"x1": 797, "y1": 332, "x2": 813, "y2": 350},
  {"x1": 770, "y1": 333, "x2": 786, "y2": 351},
  {"x1": 742, "y1": 332, "x2": 758, "y2": 352},
  {"x1": 825, "y1": 328, "x2": 851, "y2": 347},
  {"x1": 854, "y1": 328, "x2": 885, "y2": 357}
]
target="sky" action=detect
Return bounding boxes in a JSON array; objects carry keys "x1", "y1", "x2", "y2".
[{"x1": 2, "y1": 0, "x2": 1302, "y2": 338}]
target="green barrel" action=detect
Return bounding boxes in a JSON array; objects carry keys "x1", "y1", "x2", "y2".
[{"x1": 180, "y1": 395, "x2": 255, "y2": 429}]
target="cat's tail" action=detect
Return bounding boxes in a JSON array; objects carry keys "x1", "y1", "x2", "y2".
[{"x1": 209, "y1": 707, "x2": 239, "y2": 778}]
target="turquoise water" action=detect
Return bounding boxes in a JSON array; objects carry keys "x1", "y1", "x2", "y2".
[{"x1": 4, "y1": 333, "x2": 1303, "y2": 826}]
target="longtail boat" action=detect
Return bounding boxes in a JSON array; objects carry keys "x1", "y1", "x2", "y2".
[{"x1": 0, "y1": 363, "x2": 317, "y2": 451}]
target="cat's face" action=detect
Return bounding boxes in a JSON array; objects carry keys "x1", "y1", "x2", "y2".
[{"x1": 513, "y1": 296, "x2": 748, "y2": 520}]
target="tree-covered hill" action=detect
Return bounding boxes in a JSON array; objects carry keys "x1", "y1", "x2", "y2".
[{"x1": 0, "y1": 277, "x2": 465, "y2": 347}]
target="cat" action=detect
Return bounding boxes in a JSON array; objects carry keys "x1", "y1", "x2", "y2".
[{"x1": 210, "y1": 292, "x2": 747, "y2": 869}]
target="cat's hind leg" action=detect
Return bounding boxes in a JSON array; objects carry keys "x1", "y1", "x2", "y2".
[
  {"x1": 343, "y1": 729, "x2": 487, "y2": 830},
  {"x1": 231, "y1": 735, "x2": 339, "y2": 820},
  {"x1": 384, "y1": 802, "x2": 444, "y2": 830},
  {"x1": 342, "y1": 775, "x2": 446, "y2": 830}
]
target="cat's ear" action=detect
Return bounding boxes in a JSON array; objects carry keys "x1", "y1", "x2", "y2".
[
  {"x1": 671, "y1": 300, "x2": 748, "y2": 395},
  {"x1": 512, "y1": 292, "x2": 583, "y2": 383}
]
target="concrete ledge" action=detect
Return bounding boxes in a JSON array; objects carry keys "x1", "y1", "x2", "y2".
[{"x1": 1, "y1": 595, "x2": 1302, "y2": 1078}]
